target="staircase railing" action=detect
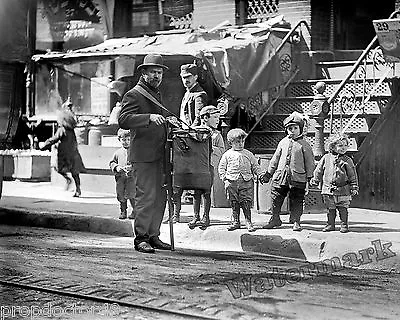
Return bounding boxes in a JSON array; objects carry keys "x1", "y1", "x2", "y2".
[
  {"x1": 274, "y1": 20, "x2": 311, "y2": 60},
  {"x1": 246, "y1": 20, "x2": 311, "y2": 136},
  {"x1": 327, "y1": 10, "x2": 400, "y2": 133},
  {"x1": 340, "y1": 67, "x2": 393, "y2": 134}
]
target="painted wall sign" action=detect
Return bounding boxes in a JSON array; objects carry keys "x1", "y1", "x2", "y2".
[{"x1": 36, "y1": 0, "x2": 108, "y2": 51}]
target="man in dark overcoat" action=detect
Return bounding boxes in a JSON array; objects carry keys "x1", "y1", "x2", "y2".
[{"x1": 118, "y1": 54, "x2": 171, "y2": 253}]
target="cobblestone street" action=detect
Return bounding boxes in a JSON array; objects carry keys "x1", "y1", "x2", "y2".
[{"x1": 1, "y1": 225, "x2": 399, "y2": 320}]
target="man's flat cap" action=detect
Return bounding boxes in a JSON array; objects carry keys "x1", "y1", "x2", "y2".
[
  {"x1": 180, "y1": 64, "x2": 197, "y2": 77},
  {"x1": 199, "y1": 105, "x2": 219, "y2": 116}
]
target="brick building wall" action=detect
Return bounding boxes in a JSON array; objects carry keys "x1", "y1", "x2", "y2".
[
  {"x1": 131, "y1": 0, "x2": 159, "y2": 36},
  {"x1": 310, "y1": 0, "x2": 331, "y2": 50},
  {"x1": 113, "y1": 0, "x2": 160, "y2": 37},
  {"x1": 192, "y1": 0, "x2": 236, "y2": 29},
  {"x1": 278, "y1": 0, "x2": 311, "y2": 48},
  {"x1": 192, "y1": 0, "x2": 312, "y2": 46},
  {"x1": 278, "y1": 0, "x2": 311, "y2": 29}
]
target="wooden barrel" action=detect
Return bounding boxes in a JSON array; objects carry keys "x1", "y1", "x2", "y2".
[
  {"x1": 74, "y1": 126, "x2": 88, "y2": 145},
  {"x1": 88, "y1": 127, "x2": 102, "y2": 146}
]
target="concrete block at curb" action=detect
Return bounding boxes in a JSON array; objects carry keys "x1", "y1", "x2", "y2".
[
  {"x1": 164, "y1": 224, "x2": 243, "y2": 252},
  {"x1": 240, "y1": 233, "x2": 324, "y2": 260},
  {"x1": 0, "y1": 209, "x2": 134, "y2": 237},
  {"x1": 161, "y1": 224, "x2": 326, "y2": 261}
]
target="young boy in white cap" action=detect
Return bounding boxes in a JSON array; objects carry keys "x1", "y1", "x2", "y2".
[{"x1": 219, "y1": 128, "x2": 261, "y2": 232}]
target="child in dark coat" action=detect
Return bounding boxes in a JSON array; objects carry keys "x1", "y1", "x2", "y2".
[
  {"x1": 109, "y1": 129, "x2": 136, "y2": 219},
  {"x1": 260, "y1": 112, "x2": 315, "y2": 231},
  {"x1": 39, "y1": 109, "x2": 85, "y2": 197},
  {"x1": 310, "y1": 133, "x2": 359, "y2": 233},
  {"x1": 188, "y1": 105, "x2": 225, "y2": 230}
]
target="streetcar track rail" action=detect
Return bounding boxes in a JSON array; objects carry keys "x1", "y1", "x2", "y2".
[{"x1": 0, "y1": 277, "x2": 218, "y2": 320}]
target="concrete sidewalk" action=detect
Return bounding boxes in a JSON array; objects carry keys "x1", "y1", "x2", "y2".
[{"x1": 1, "y1": 180, "x2": 399, "y2": 272}]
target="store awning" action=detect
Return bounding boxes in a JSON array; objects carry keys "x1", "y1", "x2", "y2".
[{"x1": 32, "y1": 16, "x2": 291, "y2": 98}]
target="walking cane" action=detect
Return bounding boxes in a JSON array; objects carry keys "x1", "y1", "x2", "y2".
[
  {"x1": 256, "y1": 157, "x2": 260, "y2": 213},
  {"x1": 165, "y1": 125, "x2": 175, "y2": 251}
]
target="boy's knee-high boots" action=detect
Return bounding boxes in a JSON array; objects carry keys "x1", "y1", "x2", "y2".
[
  {"x1": 168, "y1": 189, "x2": 181, "y2": 224},
  {"x1": 241, "y1": 200, "x2": 255, "y2": 232},
  {"x1": 227, "y1": 200, "x2": 241, "y2": 231},
  {"x1": 338, "y1": 207, "x2": 349, "y2": 233},
  {"x1": 289, "y1": 191, "x2": 304, "y2": 231},
  {"x1": 119, "y1": 201, "x2": 127, "y2": 219},
  {"x1": 198, "y1": 195, "x2": 211, "y2": 230},
  {"x1": 188, "y1": 197, "x2": 201, "y2": 229},
  {"x1": 322, "y1": 209, "x2": 337, "y2": 232},
  {"x1": 263, "y1": 189, "x2": 283, "y2": 229},
  {"x1": 172, "y1": 201, "x2": 181, "y2": 223}
]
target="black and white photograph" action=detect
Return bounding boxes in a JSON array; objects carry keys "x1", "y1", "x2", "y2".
[{"x1": 1, "y1": 1, "x2": 400, "y2": 319}]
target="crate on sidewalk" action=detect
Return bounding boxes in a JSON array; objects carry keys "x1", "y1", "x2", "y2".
[
  {"x1": 2, "y1": 154, "x2": 15, "y2": 180},
  {"x1": 12, "y1": 150, "x2": 51, "y2": 181}
]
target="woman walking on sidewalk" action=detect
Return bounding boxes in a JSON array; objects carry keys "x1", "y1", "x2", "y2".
[{"x1": 39, "y1": 108, "x2": 85, "y2": 197}]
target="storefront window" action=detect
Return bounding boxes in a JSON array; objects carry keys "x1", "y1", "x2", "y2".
[{"x1": 35, "y1": 60, "x2": 111, "y2": 118}]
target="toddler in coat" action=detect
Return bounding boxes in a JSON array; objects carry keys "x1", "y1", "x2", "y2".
[
  {"x1": 260, "y1": 112, "x2": 315, "y2": 231},
  {"x1": 109, "y1": 129, "x2": 136, "y2": 219},
  {"x1": 310, "y1": 133, "x2": 359, "y2": 233}
]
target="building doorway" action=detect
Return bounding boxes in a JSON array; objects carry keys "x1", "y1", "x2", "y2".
[{"x1": 333, "y1": 0, "x2": 395, "y2": 50}]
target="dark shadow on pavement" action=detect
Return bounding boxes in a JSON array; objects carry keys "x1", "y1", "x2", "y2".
[
  {"x1": 302, "y1": 219, "x2": 386, "y2": 226},
  {"x1": 300, "y1": 219, "x2": 398, "y2": 233},
  {"x1": 78, "y1": 196, "x2": 115, "y2": 200}
]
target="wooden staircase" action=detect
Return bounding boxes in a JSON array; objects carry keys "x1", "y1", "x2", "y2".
[
  {"x1": 245, "y1": 48, "x2": 397, "y2": 213},
  {"x1": 241, "y1": 13, "x2": 400, "y2": 213},
  {"x1": 246, "y1": 75, "x2": 392, "y2": 156}
]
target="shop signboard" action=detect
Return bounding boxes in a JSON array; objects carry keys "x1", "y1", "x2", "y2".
[
  {"x1": 36, "y1": 0, "x2": 109, "y2": 51},
  {"x1": 373, "y1": 18, "x2": 400, "y2": 62}
]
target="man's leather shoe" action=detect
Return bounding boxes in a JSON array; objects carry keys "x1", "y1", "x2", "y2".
[
  {"x1": 322, "y1": 224, "x2": 335, "y2": 232},
  {"x1": 227, "y1": 223, "x2": 240, "y2": 231},
  {"x1": 292, "y1": 221, "x2": 302, "y2": 231},
  {"x1": 262, "y1": 218, "x2": 282, "y2": 229},
  {"x1": 135, "y1": 242, "x2": 155, "y2": 253},
  {"x1": 128, "y1": 212, "x2": 136, "y2": 220},
  {"x1": 149, "y1": 237, "x2": 172, "y2": 250}
]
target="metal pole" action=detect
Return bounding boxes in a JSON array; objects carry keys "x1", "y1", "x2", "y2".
[
  {"x1": 158, "y1": 0, "x2": 165, "y2": 31},
  {"x1": 329, "y1": 0, "x2": 334, "y2": 51},
  {"x1": 165, "y1": 124, "x2": 175, "y2": 251},
  {"x1": 313, "y1": 117, "x2": 325, "y2": 160},
  {"x1": 27, "y1": 0, "x2": 37, "y2": 116}
]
